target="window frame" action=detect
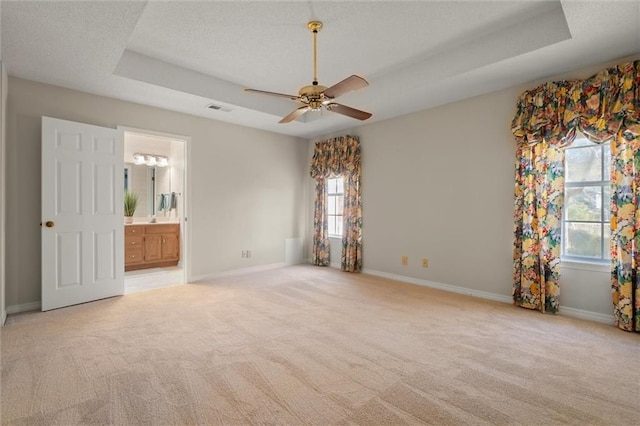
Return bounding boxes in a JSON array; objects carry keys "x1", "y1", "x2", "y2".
[
  {"x1": 326, "y1": 176, "x2": 344, "y2": 238},
  {"x1": 561, "y1": 137, "x2": 610, "y2": 264}
]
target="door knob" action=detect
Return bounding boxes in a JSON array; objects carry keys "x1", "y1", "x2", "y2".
[{"x1": 45, "y1": 221, "x2": 55, "y2": 228}]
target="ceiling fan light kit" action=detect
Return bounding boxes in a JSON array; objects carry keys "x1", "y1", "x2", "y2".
[{"x1": 244, "y1": 20, "x2": 372, "y2": 123}]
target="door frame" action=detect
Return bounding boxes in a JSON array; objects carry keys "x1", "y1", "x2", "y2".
[{"x1": 118, "y1": 126, "x2": 191, "y2": 284}]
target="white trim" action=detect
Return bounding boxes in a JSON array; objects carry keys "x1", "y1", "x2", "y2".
[
  {"x1": 117, "y1": 126, "x2": 189, "y2": 143},
  {"x1": 1, "y1": 310, "x2": 6, "y2": 326},
  {"x1": 330, "y1": 261, "x2": 341, "y2": 269},
  {"x1": 190, "y1": 263, "x2": 286, "y2": 283},
  {"x1": 7, "y1": 301, "x2": 41, "y2": 314},
  {"x1": 559, "y1": 306, "x2": 614, "y2": 325},
  {"x1": 362, "y1": 269, "x2": 513, "y2": 304},
  {"x1": 560, "y1": 260, "x2": 609, "y2": 273}
]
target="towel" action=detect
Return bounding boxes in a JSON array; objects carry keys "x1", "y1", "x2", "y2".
[
  {"x1": 170, "y1": 192, "x2": 178, "y2": 210},
  {"x1": 158, "y1": 194, "x2": 167, "y2": 212}
]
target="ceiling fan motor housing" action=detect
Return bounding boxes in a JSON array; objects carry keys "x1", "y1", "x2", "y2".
[{"x1": 299, "y1": 84, "x2": 329, "y2": 110}]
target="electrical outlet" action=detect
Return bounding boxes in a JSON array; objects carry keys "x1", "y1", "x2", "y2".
[
  {"x1": 422, "y1": 258, "x2": 429, "y2": 268},
  {"x1": 247, "y1": 250, "x2": 251, "y2": 258},
  {"x1": 241, "y1": 250, "x2": 247, "y2": 258},
  {"x1": 401, "y1": 256, "x2": 408, "y2": 266}
]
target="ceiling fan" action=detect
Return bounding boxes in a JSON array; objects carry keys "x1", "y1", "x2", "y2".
[{"x1": 244, "y1": 21, "x2": 372, "y2": 124}]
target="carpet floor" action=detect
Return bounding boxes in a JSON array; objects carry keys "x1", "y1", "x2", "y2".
[{"x1": 1, "y1": 265, "x2": 638, "y2": 425}]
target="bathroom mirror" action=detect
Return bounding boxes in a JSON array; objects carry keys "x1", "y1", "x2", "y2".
[{"x1": 124, "y1": 163, "x2": 171, "y2": 217}]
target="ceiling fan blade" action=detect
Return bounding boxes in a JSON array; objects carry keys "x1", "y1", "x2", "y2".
[
  {"x1": 279, "y1": 106, "x2": 311, "y2": 123},
  {"x1": 324, "y1": 75, "x2": 369, "y2": 99},
  {"x1": 244, "y1": 88, "x2": 300, "y2": 101},
  {"x1": 326, "y1": 103, "x2": 372, "y2": 121}
]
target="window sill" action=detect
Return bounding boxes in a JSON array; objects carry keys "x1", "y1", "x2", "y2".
[{"x1": 560, "y1": 259, "x2": 609, "y2": 273}]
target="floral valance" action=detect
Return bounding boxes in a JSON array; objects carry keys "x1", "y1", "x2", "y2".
[
  {"x1": 511, "y1": 60, "x2": 640, "y2": 146},
  {"x1": 309, "y1": 135, "x2": 361, "y2": 179}
]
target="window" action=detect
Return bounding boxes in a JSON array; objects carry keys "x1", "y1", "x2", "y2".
[
  {"x1": 562, "y1": 136, "x2": 611, "y2": 262},
  {"x1": 327, "y1": 177, "x2": 344, "y2": 237}
]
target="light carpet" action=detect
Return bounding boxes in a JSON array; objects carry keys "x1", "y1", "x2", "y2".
[{"x1": 1, "y1": 265, "x2": 639, "y2": 425}]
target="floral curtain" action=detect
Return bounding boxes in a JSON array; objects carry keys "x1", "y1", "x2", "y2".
[
  {"x1": 309, "y1": 135, "x2": 362, "y2": 272},
  {"x1": 511, "y1": 59, "x2": 640, "y2": 332},
  {"x1": 312, "y1": 177, "x2": 330, "y2": 266},
  {"x1": 512, "y1": 141, "x2": 564, "y2": 313},
  {"x1": 342, "y1": 173, "x2": 362, "y2": 271}
]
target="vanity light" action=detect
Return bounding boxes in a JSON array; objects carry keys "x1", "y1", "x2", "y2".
[
  {"x1": 132, "y1": 153, "x2": 169, "y2": 167},
  {"x1": 156, "y1": 156, "x2": 169, "y2": 167},
  {"x1": 132, "y1": 153, "x2": 146, "y2": 165}
]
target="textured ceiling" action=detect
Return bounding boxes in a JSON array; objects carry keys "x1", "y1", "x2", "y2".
[{"x1": 2, "y1": 1, "x2": 639, "y2": 139}]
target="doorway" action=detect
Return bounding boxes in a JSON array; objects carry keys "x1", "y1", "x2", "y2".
[{"x1": 121, "y1": 127, "x2": 189, "y2": 293}]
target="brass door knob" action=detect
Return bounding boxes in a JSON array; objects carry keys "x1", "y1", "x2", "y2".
[{"x1": 45, "y1": 221, "x2": 55, "y2": 228}]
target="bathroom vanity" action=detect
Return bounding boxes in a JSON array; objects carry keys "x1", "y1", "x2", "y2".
[{"x1": 125, "y1": 223, "x2": 180, "y2": 271}]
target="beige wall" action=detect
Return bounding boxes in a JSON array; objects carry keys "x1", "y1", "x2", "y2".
[
  {"x1": 308, "y1": 87, "x2": 517, "y2": 295},
  {"x1": 5, "y1": 77, "x2": 308, "y2": 308}
]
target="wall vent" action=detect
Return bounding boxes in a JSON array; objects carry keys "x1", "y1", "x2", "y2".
[{"x1": 206, "y1": 103, "x2": 231, "y2": 112}]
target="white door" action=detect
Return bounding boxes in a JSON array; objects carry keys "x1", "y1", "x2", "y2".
[{"x1": 42, "y1": 117, "x2": 124, "y2": 311}]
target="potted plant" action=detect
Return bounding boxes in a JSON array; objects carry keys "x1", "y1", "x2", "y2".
[{"x1": 124, "y1": 191, "x2": 138, "y2": 224}]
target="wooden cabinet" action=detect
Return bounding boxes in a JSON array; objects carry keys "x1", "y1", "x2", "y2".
[{"x1": 125, "y1": 223, "x2": 180, "y2": 271}]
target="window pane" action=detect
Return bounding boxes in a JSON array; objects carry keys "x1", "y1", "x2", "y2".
[
  {"x1": 603, "y1": 185, "x2": 610, "y2": 222},
  {"x1": 336, "y1": 177, "x2": 344, "y2": 193},
  {"x1": 327, "y1": 195, "x2": 336, "y2": 215},
  {"x1": 327, "y1": 178, "x2": 337, "y2": 194},
  {"x1": 565, "y1": 186, "x2": 602, "y2": 221},
  {"x1": 604, "y1": 224, "x2": 611, "y2": 259},
  {"x1": 565, "y1": 146, "x2": 602, "y2": 182},
  {"x1": 565, "y1": 222, "x2": 602, "y2": 258},
  {"x1": 336, "y1": 216, "x2": 343, "y2": 236},
  {"x1": 604, "y1": 143, "x2": 611, "y2": 181},
  {"x1": 336, "y1": 195, "x2": 344, "y2": 215},
  {"x1": 328, "y1": 215, "x2": 336, "y2": 235}
]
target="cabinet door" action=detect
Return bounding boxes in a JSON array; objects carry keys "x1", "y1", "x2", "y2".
[
  {"x1": 144, "y1": 234, "x2": 162, "y2": 261},
  {"x1": 162, "y1": 234, "x2": 180, "y2": 260},
  {"x1": 125, "y1": 249, "x2": 144, "y2": 265}
]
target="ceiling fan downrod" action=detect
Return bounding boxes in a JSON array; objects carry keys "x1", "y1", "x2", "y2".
[{"x1": 308, "y1": 21, "x2": 323, "y2": 86}]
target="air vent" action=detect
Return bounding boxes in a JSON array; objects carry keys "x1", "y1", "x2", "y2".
[{"x1": 206, "y1": 103, "x2": 231, "y2": 112}]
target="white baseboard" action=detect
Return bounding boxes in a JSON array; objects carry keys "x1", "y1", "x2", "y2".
[
  {"x1": 190, "y1": 262, "x2": 287, "y2": 283},
  {"x1": 6, "y1": 301, "x2": 41, "y2": 315},
  {"x1": 559, "y1": 306, "x2": 614, "y2": 325},
  {"x1": 330, "y1": 261, "x2": 341, "y2": 269},
  {"x1": 362, "y1": 269, "x2": 615, "y2": 325},
  {"x1": 363, "y1": 269, "x2": 513, "y2": 304}
]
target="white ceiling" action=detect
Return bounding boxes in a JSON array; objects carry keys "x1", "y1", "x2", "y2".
[{"x1": 2, "y1": 1, "x2": 639, "y2": 139}]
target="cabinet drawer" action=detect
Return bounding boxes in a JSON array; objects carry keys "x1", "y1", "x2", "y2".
[
  {"x1": 126, "y1": 236, "x2": 143, "y2": 248},
  {"x1": 125, "y1": 225, "x2": 144, "y2": 236},
  {"x1": 125, "y1": 248, "x2": 144, "y2": 264},
  {"x1": 144, "y1": 224, "x2": 179, "y2": 234}
]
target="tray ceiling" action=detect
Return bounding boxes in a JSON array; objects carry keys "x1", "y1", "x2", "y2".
[{"x1": 2, "y1": 1, "x2": 639, "y2": 138}]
